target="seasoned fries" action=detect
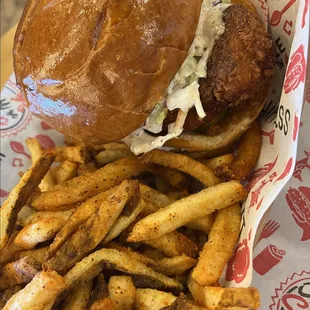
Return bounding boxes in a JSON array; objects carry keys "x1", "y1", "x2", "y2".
[
  {"x1": 192, "y1": 203, "x2": 241, "y2": 285},
  {"x1": 108, "y1": 276, "x2": 136, "y2": 310},
  {"x1": 55, "y1": 160, "x2": 78, "y2": 184},
  {"x1": 3, "y1": 271, "x2": 66, "y2": 310},
  {"x1": 0, "y1": 127, "x2": 263, "y2": 308},
  {"x1": 142, "y1": 149, "x2": 219, "y2": 187},
  {"x1": 26, "y1": 138, "x2": 55, "y2": 191},
  {"x1": 128, "y1": 181, "x2": 247, "y2": 242},
  {"x1": 64, "y1": 249, "x2": 183, "y2": 291},
  {"x1": 188, "y1": 276, "x2": 260, "y2": 309},
  {"x1": 0, "y1": 153, "x2": 55, "y2": 250},
  {"x1": 134, "y1": 289, "x2": 176, "y2": 310},
  {"x1": 61, "y1": 280, "x2": 93, "y2": 310},
  {"x1": 232, "y1": 121, "x2": 262, "y2": 180},
  {"x1": 44, "y1": 181, "x2": 138, "y2": 271},
  {"x1": 30, "y1": 156, "x2": 144, "y2": 210}
]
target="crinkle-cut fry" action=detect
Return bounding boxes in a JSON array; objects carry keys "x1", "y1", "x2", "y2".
[
  {"x1": 55, "y1": 160, "x2": 78, "y2": 185},
  {"x1": 0, "y1": 153, "x2": 55, "y2": 250},
  {"x1": 16, "y1": 246, "x2": 49, "y2": 264},
  {"x1": 105, "y1": 243, "x2": 197, "y2": 276},
  {"x1": 0, "y1": 286, "x2": 22, "y2": 309},
  {"x1": 44, "y1": 181, "x2": 138, "y2": 272},
  {"x1": 134, "y1": 288, "x2": 176, "y2": 310},
  {"x1": 30, "y1": 156, "x2": 144, "y2": 211},
  {"x1": 26, "y1": 138, "x2": 55, "y2": 191},
  {"x1": 44, "y1": 146, "x2": 90, "y2": 163},
  {"x1": 95, "y1": 149, "x2": 133, "y2": 167},
  {"x1": 77, "y1": 162, "x2": 97, "y2": 176},
  {"x1": 143, "y1": 231, "x2": 198, "y2": 258},
  {"x1": 188, "y1": 276, "x2": 260, "y2": 309},
  {"x1": 146, "y1": 165, "x2": 187, "y2": 189},
  {"x1": 0, "y1": 257, "x2": 40, "y2": 290},
  {"x1": 61, "y1": 279, "x2": 93, "y2": 310},
  {"x1": 108, "y1": 276, "x2": 136, "y2": 310},
  {"x1": 141, "y1": 150, "x2": 219, "y2": 187},
  {"x1": 139, "y1": 184, "x2": 214, "y2": 234},
  {"x1": 14, "y1": 212, "x2": 72, "y2": 250},
  {"x1": 104, "y1": 197, "x2": 145, "y2": 243},
  {"x1": 128, "y1": 181, "x2": 247, "y2": 242},
  {"x1": 64, "y1": 249, "x2": 183, "y2": 292},
  {"x1": 46, "y1": 188, "x2": 115, "y2": 260},
  {"x1": 201, "y1": 154, "x2": 235, "y2": 170},
  {"x1": 3, "y1": 271, "x2": 67, "y2": 310},
  {"x1": 192, "y1": 203, "x2": 241, "y2": 286},
  {"x1": 232, "y1": 121, "x2": 262, "y2": 181}
]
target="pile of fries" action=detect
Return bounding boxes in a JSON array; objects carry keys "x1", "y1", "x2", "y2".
[{"x1": 0, "y1": 121, "x2": 262, "y2": 309}]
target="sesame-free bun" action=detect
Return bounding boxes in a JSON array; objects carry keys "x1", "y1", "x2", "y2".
[{"x1": 14, "y1": 0, "x2": 202, "y2": 144}]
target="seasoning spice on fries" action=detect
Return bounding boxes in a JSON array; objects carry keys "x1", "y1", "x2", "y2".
[
  {"x1": 135, "y1": 289, "x2": 177, "y2": 309},
  {"x1": 54, "y1": 160, "x2": 78, "y2": 185}
]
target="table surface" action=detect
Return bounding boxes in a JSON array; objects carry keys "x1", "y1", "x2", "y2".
[{"x1": 1, "y1": 25, "x2": 17, "y2": 90}]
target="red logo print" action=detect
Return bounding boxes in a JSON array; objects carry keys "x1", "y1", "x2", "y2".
[
  {"x1": 284, "y1": 45, "x2": 306, "y2": 94},
  {"x1": 246, "y1": 156, "x2": 278, "y2": 191},
  {"x1": 35, "y1": 134, "x2": 55, "y2": 149},
  {"x1": 262, "y1": 129, "x2": 275, "y2": 145},
  {"x1": 286, "y1": 186, "x2": 310, "y2": 241},
  {"x1": 226, "y1": 238, "x2": 250, "y2": 284},
  {"x1": 0, "y1": 189, "x2": 9, "y2": 198},
  {"x1": 270, "y1": 0, "x2": 296, "y2": 27},
  {"x1": 293, "y1": 151, "x2": 310, "y2": 181},
  {"x1": 10, "y1": 141, "x2": 31, "y2": 159},
  {"x1": 258, "y1": 220, "x2": 280, "y2": 243},
  {"x1": 274, "y1": 157, "x2": 293, "y2": 183},
  {"x1": 12, "y1": 158, "x2": 24, "y2": 167},
  {"x1": 270, "y1": 271, "x2": 310, "y2": 310},
  {"x1": 253, "y1": 245, "x2": 286, "y2": 276},
  {"x1": 302, "y1": 0, "x2": 309, "y2": 28}
]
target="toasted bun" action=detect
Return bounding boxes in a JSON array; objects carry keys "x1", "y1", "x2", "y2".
[{"x1": 14, "y1": 0, "x2": 202, "y2": 144}]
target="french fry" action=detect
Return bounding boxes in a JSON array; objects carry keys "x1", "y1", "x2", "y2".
[
  {"x1": 232, "y1": 121, "x2": 262, "y2": 180},
  {"x1": 185, "y1": 214, "x2": 215, "y2": 234},
  {"x1": 61, "y1": 280, "x2": 93, "y2": 310},
  {"x1": 201, "y1": 154, "x2": 235, "y2": 170},
  {"x1": 0, "y1": 153, "x2": 55, "y2": 250},
  {"x1": 16, "y1": 205, "x2": 36, "y2": 227},
  {"x1": 188, "y1": 276, "x2": 260, "y2": 309},
  {"x1": 141, "y1": 150, "x2": 219, "y2": 187},
  {"x1": 64, "y1": 249, "x2": 183, "y2": 291},
  {"x1": 192, "y1": 203, "x2": 241, "y2": 285},
  {"x1": 0, "y1": 233, "x2": 24, "y2": 265},
  {"x1": 92, "y1": 142, "x2": 130, "y2": 151},
  {"x1": 14, "y1": 211, "x2": 73, "y2": 250},
  {"x1": 106, "y1": 243, "x2": 197, "y2": 276},
  {"x1": 95, "y1": 149, "x2": 133, "y2": 167},
  {"x1": 104, "y1": 197, "x2": 145, "y2": 243},
  {"x1": 45, "y1": 146, "x2": 90, "y2": 163},
  {"x1": 46, "y1": 187, "x2": 116, "y2": 260},
  {"x1": 134, "y1": 288, "x2": 176, "y2": 310},
  {"x1": 108, "y1": 276, "x2": 136, "y2": 310},
  {"x1": 0, "y1": 257, "x2": 40, "y2": 289},
  {"x1": 54, "y1": 160, "x2": 78, "y2": 185},
  {"x1": 44, "y1": 181, "x2": 138, "y2": 272},
  {"x1": 77, "y1": 162, "x2": 97, "y2": 176},
  {"x1": 146, "y1": 165, "x2": 187, "y2": 189},
  {"x1": 128, "y1": 181, "x2": 247, "y2": 242},
  {"x1": 3, "y1": 271, "x2": 67, "y2": 310},
  {"x1": 160, "y1": 294, "x2": 207, "y2": 310},
  {"x1": 87, "y1": 274, "x2": 110, "y2": 308},
  {"x1": 26, "y1": 138, "x2": 55, "y2": 191},
  {"x1": 30, "y1": 156, "x2": 144, "y2": 211},
  {"x1": 143, "y1": 231, "x2": 198, "y2": 258},
  {"x1": 15, "y1": 246, "x2": 49, "y2": 264},
  {"x1": 0, "y1": 286, "x2": 22, "y2": 309}
]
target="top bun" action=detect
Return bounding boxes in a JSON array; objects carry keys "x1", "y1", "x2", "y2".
[{"x1": 14, "y1": 0, "x2": 202, "y2": 144}]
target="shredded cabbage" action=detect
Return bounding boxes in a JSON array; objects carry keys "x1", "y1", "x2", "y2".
[{"x1": 127, "y1": 0, "x2": 231, "y2": 155}]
